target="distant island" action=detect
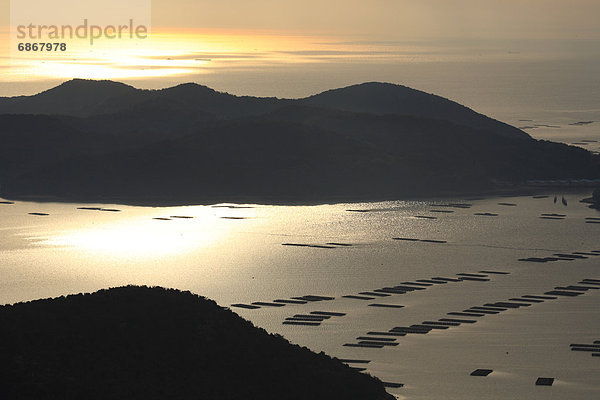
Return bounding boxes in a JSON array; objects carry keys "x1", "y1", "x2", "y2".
[
  {"x1": 1, "y1": 79, "x2": 598, "y2": 205},
  {"x1": 0, "y1": 286, "x2": 393, "y2": 400}
]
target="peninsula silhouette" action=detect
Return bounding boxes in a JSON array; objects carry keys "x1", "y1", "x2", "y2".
[{"x1": 1, "y1": 80, "x2": 598, "y2": 204}]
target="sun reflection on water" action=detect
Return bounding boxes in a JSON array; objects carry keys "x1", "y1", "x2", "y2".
[{"x1": 40, "y1": 205, "x2": 258, "y2": 259}]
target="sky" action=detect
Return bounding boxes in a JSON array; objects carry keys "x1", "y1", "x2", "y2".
[
  {"x1": 0, "y1": 0, "x2": 599, "y2": 98},
  {"x1": 2, "y1": 0, "x2": 597, "y2": 38},
  {"x1": 150, "y1": 0, "x2": 600, "y2": 39}
]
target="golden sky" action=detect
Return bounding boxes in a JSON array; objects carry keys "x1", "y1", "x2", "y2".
[
  {"x1": 0, "y1": 0, "x2": 599, "y2": 96},
  {"x1": 149, "y1": 0, "x2": 600, "y2": 39}
]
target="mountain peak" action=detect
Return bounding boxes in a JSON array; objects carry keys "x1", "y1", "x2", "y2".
[
  {"x1": 48, "y1": 78, "x2": 137, "y2": 93},
  {"x1": 45, "y1": 79, "x2": 138, "y2": 96},
  {"x1": 160, "y1": 82, "x2": 217, "y2": 95},
  {"x1": 304, "y1": 81, "x2": 527, "y2": 139},
  {"x1": 170, "y1": 82, "x2": 211, "y2": 89},
  {"x1": 2, "y1": 79, "x2": 139, "y2": 117},
  {"x1": 310, "y1": 81, "x2": 418, "y2": 96}
]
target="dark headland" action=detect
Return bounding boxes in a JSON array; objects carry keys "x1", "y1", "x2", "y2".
[
  {"x1": 583, "y1": 187, "x2": 600, "y2": 209},
  {"x1": 0, "y1": 286, "x2": 393, "y2": 400},
  {"x1": 1, "y1": 79, "x2": 599, "y2": 205}
]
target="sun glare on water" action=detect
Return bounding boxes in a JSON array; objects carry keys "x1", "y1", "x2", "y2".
[{"x1": 39, "y1": 207, "x2": 253, "y2": 260}]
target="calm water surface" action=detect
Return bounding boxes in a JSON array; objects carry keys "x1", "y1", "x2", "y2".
[{"x1": 1, "y1": 193, "x2": 599, "y2": 399}]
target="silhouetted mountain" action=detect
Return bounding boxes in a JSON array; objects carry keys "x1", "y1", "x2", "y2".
[
  {"x1": 0, "y1": 79, "x2": 522, "y2": 138},
  {"x1": 0, "y1": 79, "x2": 525, "y2": 140},
  {"x1": 1, "y1": 80, "x2": 599, "y2": 204},
  {"x1": 0, "y1": 286, "x2": 392, "y2": 400},
  {"x1": 150, "y1": 83, "x2": 283, "y2": 117},
  {"x1": 301, "y1": 82, "x2": 526, "y2": 139},
  {"x1": 0, "y1": 80, "x2": 138, "y2": 117},
  {"x1": 0, "y1": 79, "x2": 282, "y2": 118}
]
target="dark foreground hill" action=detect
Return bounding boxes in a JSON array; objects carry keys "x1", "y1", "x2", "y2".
[
  {"x1": 1, "y1": 80, "x2": 599, "y2": 204},
  {"x1": 0, "y1": 286, "x2": 392, "y2": 400}
]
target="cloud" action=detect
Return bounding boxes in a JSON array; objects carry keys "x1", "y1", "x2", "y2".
[{"x1": 144, "y1": 52, "x2": 267, "y2": 60}]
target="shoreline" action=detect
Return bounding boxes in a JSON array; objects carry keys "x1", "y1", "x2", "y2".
[{"x1": 1, "y1": 184, "x2": 597, "y2": 208}]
